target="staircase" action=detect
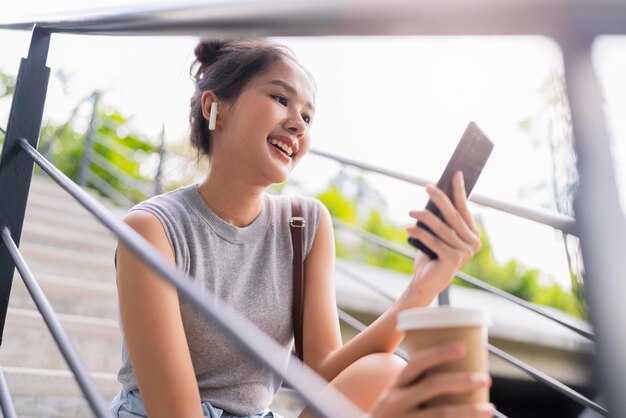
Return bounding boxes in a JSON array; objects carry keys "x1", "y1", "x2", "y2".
[{"x1": 2, "y1": 175, "x2": 304, "y2": 417}]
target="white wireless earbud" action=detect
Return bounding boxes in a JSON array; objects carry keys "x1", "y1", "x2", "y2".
[{"x1": 208, "y1": 102, "x2": 218, "y2": 131}]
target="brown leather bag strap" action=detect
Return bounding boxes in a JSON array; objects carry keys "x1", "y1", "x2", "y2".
[{"x1": 290, "y1": 198, "x2": 305, "y2": 361}]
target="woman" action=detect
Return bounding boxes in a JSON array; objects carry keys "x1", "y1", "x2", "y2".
[{"x1": 111, "y1": 39, "x2": 494, "y2": 418}]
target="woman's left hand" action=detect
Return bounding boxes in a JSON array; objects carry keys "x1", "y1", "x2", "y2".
[{"x1": 404, "y1": 171, "x2": 482, "y2": 305}]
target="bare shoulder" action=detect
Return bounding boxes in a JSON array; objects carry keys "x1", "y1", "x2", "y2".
[
  {"x1": 120, "y1": 210, "x2": 171, "y2": 249},
  {"x1": 117, "y1": 209, "x2": 174, "y2": 272}
]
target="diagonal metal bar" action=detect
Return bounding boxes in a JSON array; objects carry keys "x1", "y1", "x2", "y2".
[
  {"x1": 86, "y1": 171, "x2": 135, "y2": 208},
  {"x1": 488, "y1": 344, "x2": 606, "y2": 416},
  {"x1": 335, "y1": 263, "x2": 399, "y2": 302},
  {"x1": 336, "y1": 307, "x2": 509, "y2": 418},
  {"x1": 312, "y1": 149, "x2": 578, "y2": 236},
  {"x1": 337, "y1": 309, "x2": 409, "y2": 361},
  {"x1": 333, "y1": 236, "x2": 605, "y2": 414},
  {"x1": 1, "y1": 227, "x2": 110, "y2": 418},
  {"x1": 0, "y1": 362, "x2": 17, "y2": 418},
  {"x1": 18, "y1": 138, "x2": 362, "y2": 418},
  {"x1": 0, "y1": 127, "x2": 5, "y2": 135},
  {"x1": 455, "y1": 271, "x2": 594, "y2": 341},
  {"x1": 331, "y1": 217, "x2": 595, "y2": 341}
]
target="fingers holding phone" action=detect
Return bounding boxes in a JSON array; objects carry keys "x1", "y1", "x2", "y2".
[{"x1": 408, "y1": 121, "x2": 493, "y2": 260}]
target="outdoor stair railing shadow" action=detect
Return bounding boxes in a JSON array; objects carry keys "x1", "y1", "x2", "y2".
[{"x1": 0, "y1": 1, "x2": 625, "y2": 417}]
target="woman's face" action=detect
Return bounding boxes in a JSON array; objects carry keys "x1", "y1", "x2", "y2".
[{"x1": 213, "y1": 57, "x2": 316, "y2": 186}]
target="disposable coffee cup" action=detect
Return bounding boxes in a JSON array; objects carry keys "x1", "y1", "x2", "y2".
[{"x1": 397, "y1": 307, "x2": 490, "y2": 406}]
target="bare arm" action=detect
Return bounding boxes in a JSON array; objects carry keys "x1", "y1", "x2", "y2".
[
  {"x1": 302, "y1": 205, "x2": 409, "y2": 381},
  {"x1": 116, "y1": 210, "x2": 204, "y2": 418},
  {"x1": 304, "y1": 173, "x2": 481, "y2": 382}
]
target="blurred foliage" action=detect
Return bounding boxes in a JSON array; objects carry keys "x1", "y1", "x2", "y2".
[
  {"x1": 0, "y1": 69, "x2": 15, "y2": 147},
  {"x1": 0, "y1": 69, "x2": 15, "y2": 100},
  {"x1": 1, "y1": 69, "x2": 160, "y2": 206},
  {"x1": 317, "y1": 170, "x2": 585, "y2": 319}
]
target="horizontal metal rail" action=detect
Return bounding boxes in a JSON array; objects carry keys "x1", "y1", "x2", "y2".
[
  {"x1": 336, "y1": 262, "x2": 606, "y2": 415},
  {"x1": 86, "y1": 171, "x2": 135, "y2": 208},
  {"x1": 312, "y1": 149, "x2": 578, "y2": 236},
  {"x1": 488, "y1": 344, "x2": 606, "y2": 416},
  {"x1": 1, "y1": 0, "x2": 626, "y2": 38},
  {"x1": 18, "y1": 138, "x2": 363, "y2": 418},
  {"x1": 87, "y1": 150, "x2": 154, "y2": 196},
  {"x1": 335, "y1": 263, "x2": 400, "y2": 302},
  {"x1": 337, "y1": 309, "x2": 409, "y2": 361},
  {"x1": 331, "y1": 217, "x2": 595, "y2": 341},
  {"x1": 336, "y1": 307, "x2": 509, "y2": 418},
  {"x1": 0, "y1": 363, "x2": 17, "y2": 418},
  {"x1": 1, "y1": 227, "x2": 110, "y2": 418},
  {"x1": 93, "y1": 133, "x2": 140, "y2": 161}
]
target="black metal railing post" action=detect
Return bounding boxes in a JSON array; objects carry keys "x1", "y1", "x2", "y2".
[
  {"x1": 0, "y1": 24, "x2": 51, "y2": 344},
  {"x1": 0, "y1": 364, "x2": 17, "y2": 418},
  {"x1": 562, "y1": 35, "x2": 626, "y2": 418},
  {"x1": 78, "y1": 91, "x2": 99, "y2": 187}
]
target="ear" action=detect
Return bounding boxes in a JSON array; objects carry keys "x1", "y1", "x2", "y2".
[{"x1": 201, "y1": 91, "x2": 219, "y2": 121}]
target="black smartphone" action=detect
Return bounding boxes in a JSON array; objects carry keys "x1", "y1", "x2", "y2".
[{"x1": 408, "y1": 121, "x2": 494, "y2": 259}]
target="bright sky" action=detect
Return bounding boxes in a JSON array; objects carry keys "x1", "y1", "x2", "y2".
[{"x1": 1, "y1": 2, "x2": 625, "y2": 290}]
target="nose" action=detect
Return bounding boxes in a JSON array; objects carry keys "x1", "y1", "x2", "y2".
[{"x1": 284, "y1": 114, "x2": 307, "y2": 137}]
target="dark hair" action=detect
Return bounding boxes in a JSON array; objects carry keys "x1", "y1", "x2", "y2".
[{"x1": 189, "y1": 39, "x2": 309, "y2": 157}]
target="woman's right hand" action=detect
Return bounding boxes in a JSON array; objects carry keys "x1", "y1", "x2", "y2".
[{"x1": 369, "y1": 342, "x2": 495, "y2": 418}]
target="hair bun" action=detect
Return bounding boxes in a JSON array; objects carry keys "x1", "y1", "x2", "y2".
[{"x1": 192, "y1": 40, "x2": 226, "y2": 80}]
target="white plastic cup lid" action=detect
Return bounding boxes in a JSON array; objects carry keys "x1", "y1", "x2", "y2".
[{"x1": 397, "y1": 307, "x2": 490, "y2": 331}]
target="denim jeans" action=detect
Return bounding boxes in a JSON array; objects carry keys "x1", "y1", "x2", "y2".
[{"x1": 110, "y1": 389, "x2": 284, "y2": 418}]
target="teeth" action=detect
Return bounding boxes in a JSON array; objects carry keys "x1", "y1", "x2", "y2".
[
  {"x1": 268, "y1": 138, "x2": 294, "y2": 157},
  {"x1": 280, "y1": 143, "x2": 293, "y2": 156}
]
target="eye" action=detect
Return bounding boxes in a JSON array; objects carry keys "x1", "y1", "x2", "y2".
[
  {"x1": 271, "y1": 94, "x2": 288, "y2": 107},
  {"x1": 302, "y1": 114, "x2": 311, "y2": 124}
]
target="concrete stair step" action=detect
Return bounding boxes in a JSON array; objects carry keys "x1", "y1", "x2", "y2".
[
  {"x1": 2, "y1": 366, "x2": 119, "y2": 418},
  {"x1": 9, "y1": 271, "x2": 118, "y2": 319},
  {"x1": 24, "y1": 205, "x2": 117, "y2": 237},
  {"x1": 26, "y1": 189, "x2": 114, "y2": 219},
  {"x1": 19, "y1": 242, "x2": 116, "y2": 284},
  {"x1": 0, "y1": 308, "x2": 121, "y2": 373},
  {"x1": 1, "y1": 366, "x2": 305, "y2": 418},
  {"x1": 21, "y1": 219, "x2": 117, "y2": 254},
  {"x1": 28, "y1": 175, "x2": 127, "y2": 217}
]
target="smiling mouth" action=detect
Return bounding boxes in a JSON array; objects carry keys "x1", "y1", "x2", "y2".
[{"x1": 268, "y1": 138, "x2": 294, "y2": 158}]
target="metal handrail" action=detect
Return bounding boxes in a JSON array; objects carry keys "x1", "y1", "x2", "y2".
[
  {"x1": 337, "y1": 309, "x2": 409, "y2": 360},
  {"x1": 310, "y1": 149, "x2": 578, "y2": 236},
  {"x1": 487, "y1": 344, "x2": 607, "y2": 416},
  {"x1": 87, "y1": 151, "x2": 154, "y2": 196},
  {"x1": 1, "y1": 1, "x2": 626, "y2": 38},
  {"x1": 0, "y1": 2, "x2": 622, "y2": 415},
  {"x1": 331, "y1": 216, "x2": 595, "y2": 341},
  {"x1": 0, "y1": 363, "x2": 17, "y2": 418},
  {"x1": 335, "y1": 265, "x2": 606, "y2": 416},
  {"x1": 18, "y1": 138, "x2": 363, "y2": 418},
  {"x1": 85, "y1": 171, "x2": 135, "y2": 208},
  {"x1": 92, "y1": 133, "x2": 140, "y2": 161},
  {"x1": 1, "y1": 227, "x2": 110, "y2": 418}
]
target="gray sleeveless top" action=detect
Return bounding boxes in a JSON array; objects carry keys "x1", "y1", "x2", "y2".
[{"x1": 116, "y1": 184, "x2": 322, "y2": 415}]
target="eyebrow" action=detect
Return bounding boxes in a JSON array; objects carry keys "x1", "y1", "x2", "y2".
[{"x1": 268, "y1": 79, "x2": 315, "y2": 113}]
